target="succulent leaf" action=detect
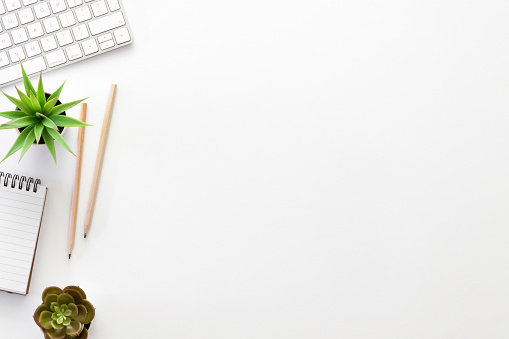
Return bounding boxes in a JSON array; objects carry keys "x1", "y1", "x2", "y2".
[
  {"x1": 40, "y1": 115, "x2": 58, "y2": 131},
  {"x1": 42, "y1": 129, "x2": 57, "y2": 164},
  {"x1": 2, "y1": 90, "x2": 34, "y2": 115},
  {"x1": 0, "y1": 116, "x2": 37, "y2": 129},
  {"x1": 30, "y1": 91, "x2": 42, "y2": 111},
  {"x1": 42, "y1": 97, "x2": 58, "y2": 115},
  {"x1": 47, "y1": 128, "x2": 75, "y2": 156},
  {"x1": 50, "y1": 302, "x2": 59, "y2": 312},
  {"x1": 74, "y1": 327, "x2": 88, "y2": 339},
  {"x1": 82, "y1": 300, "x2": 95, "y2": 324},
  {"x1": 19, "y1": 128, "x2": 35, "y2": 161},
  {"x1": 46, "y1": 327, "x2": 66, "y2": 339},
  {"x1": 42, "y1": 287, "x2": 63, "y2": 302},
  {"x1": 50, "y1": 115, "x2": 90, "y2": 127},
  {"x1": 63, "y1": 286, "x2": 86, "y2": 304},
  {"x1": 75, "y1": 304, "x2": 87, "y2": 323},
  {"x1": 20, "y1": 62, "x2": 36, "y2": 96},
  {"x1": 34, "y1": 304, "x2": 49, "y2": 324},
  {"x1": 57, "y1": 293, "x2": 75, "y2": 305},
  {"x1": 67, "y1": 303, "x2": 79, "y2": 318},
  {"x1": 66, "y1": 321, "x2": 82, "y2": 337},
  {"x1": 37, "y1": 72, "x2": 46, "y2": 107},
  {"x1": 39, "y1": 311, "x2": 53, "y2": 330},
  {"x1": 34, "y1": 123, "x2": 44, "y2": 143},
  {"x1": 51, "y1": 319, "x2": 64, "y2": 330},
  {"x1": 15, "y1": 87, "x2": 35, "y2": 113},
  {"x1": 44, "y1": 294, "x2": 58, "y2": 308},
  {"x1": 1, "y1": 125, "x2": 34, "y2": 162},
  {"x1": 0, "y1": 111, "x2": 27, "y2": 119},
  {"x1": 47, "y1": 81, "x2": 65, "y2": 103},
  {"x1": 48, "y1": 98, "x2": 87, "y2": 117}
]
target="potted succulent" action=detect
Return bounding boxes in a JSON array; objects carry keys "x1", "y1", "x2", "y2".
[
  {"x1": 0, "y1": 63, "x2": 89, "y2": 164},
  {"x1": 34, "y1": 286, "x2": 95, "y2": 339}
]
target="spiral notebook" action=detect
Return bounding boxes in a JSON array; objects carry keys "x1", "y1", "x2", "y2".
[{"x1": 0, "y1": 172, "x2": 47, "y2": 296}]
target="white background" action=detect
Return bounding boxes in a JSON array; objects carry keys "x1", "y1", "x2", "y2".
[{"x1": 1, "y1": 0, "x2": 509, "y2": 338}]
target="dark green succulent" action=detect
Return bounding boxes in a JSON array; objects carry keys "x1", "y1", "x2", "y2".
[{"x1": 34, "y1": 286, "x2": 95, "y2": 339}]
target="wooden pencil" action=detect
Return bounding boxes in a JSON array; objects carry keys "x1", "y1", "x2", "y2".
[
  {"x1": 68, "y1": 103, "x2": 87, "y2": 258},
  {"x1": 84, "y1": 84, "x2": 117, "y2": 238}
]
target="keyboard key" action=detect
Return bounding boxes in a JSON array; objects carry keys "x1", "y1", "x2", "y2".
[
  {"x1": 46, "y1": 49, "x2": 66, "y2": 67},
  {"x1": 81, "y1": 38, "x2": 97, "y2": 55},
  {"x1": 75, "y1": 5, "x2": 91, "y2": 22},
  {"x1": 34, "y1": 3, "x2": 51, "y2": 19},
  {"x1": 0, "y1": 2, "x2": 5, "y2": 15},
  {"x1": 99, "y1": 40, "x2": 113, "y2": 50},
  {"x1": 40, "y1": 35, "x2": 57, "y2": 51},
  {"x1": 0, "y1": 56, "x2": 46, "y2": 85},
  {"x1": 8, "y1": 46, "x2": 25, "y2": 62},
  {"x1": 50, "y1": 0, "x2": 67, "y2": 14},
  {"x1": 67, "y1": 0, "x2": 83, "y2": 8},
  {"x1": 72, "y1": 24, "x2": 89, "y2": 41},
  {"x1": 11, "y1": 28, "x2": 28, "y2": 45},
  {"x1": 25, "y1": 41, "x2": 42, "y2": 57},
  {"x1": 43, "y1": 17, "x2": 60, "y2": 33},
  {"x1": 91, "y1": 0, "x2": 107, "y2": 17},
  {"x1": 0, "y1": 52, "x2": 9, "y2": 67},
  {"x1": 65, "y1": 44, "x2": 82, "y2": 60},
  {"x1": 2, "y1": 13, "x2": 19, "y2": 30},
  {"x1": 18, "y1": 8, "x2": 35, "y2": 25},
  {"x1": 88, "y1": 12, "x2": 125, "y2": 35},
  {"x1": 0, "y1": 33, "x2": 12, "y2": 49},
  {"x1": 113, "y1": 27, "x2": 130, "y2": 44},
  {"x1": 22, "y1": 0, "x2": 38, "y2": 5},
  {"x1": 97, "y1": 33, "x2": 111, "y2": 43},
  {"x1": 27, "y1": 22, "x2": 44, "y2": 39},
  {"x1": 59, "y1": 11, "x2": 76, "y2": 28},
  {"x1": 106, "y1": 0, "x2": 119, "y2": 11},
  {"x1": 56, "y1": 30, "x2": 73, "y2": 46},
  {"x1": 5, "y1": 0, "x2": 21, "y2": 12}
]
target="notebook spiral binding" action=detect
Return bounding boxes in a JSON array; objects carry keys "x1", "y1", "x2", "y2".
[{"x1": 0, "y1": 172, "x2": 41, "y2": 193}]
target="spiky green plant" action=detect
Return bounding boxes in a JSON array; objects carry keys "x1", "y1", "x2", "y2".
[
  {"x1": 34, "y1": 286, "x2": 95, "y2": 339},
  {"x1": 0, "y1": 62, "x2": 89, "y2": 163}
]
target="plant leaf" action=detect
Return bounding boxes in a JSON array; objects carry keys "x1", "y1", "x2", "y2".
[
  {"x1": 47, "y1": 128, "x2": 75, "y2": 156},
  {"x1": 50, "y1": 115, "x2": 91, "y2": 127},
  {"x1": 30, "y1": 91, "x2": 41, "y2": 112},
  {"x1": 34, "y1": 123, "x2": 44, "y2": 143},
  {"x1": 48, "y1": 98, "x2": 87, "y2": 117},
  {"x1": 19, "y1": 128, "x2": 35, "y2": 161},
  {"x1": 1, "y1": 90, "x2": 34, "y2": 115},
  {"x1": 0, "y1": 111, "x2": 27, "y2": 119},
  {"x1": 43, "y1": 97, "x2": 58, "y2": 115},
  {"x1": 42, "y1": 129, "x2": 57, "y2": 164},
  {"x1": 40, "y1": 116, "x2": 58, "y2": 130},
  {"x1": 20, "y1": 62, "x2": 36, "y2": 96},
  {"x1": 0, "y1": 125, "x2": 34, "y2": 162},
  {"x1": 15, "y1": 86, "x2": 34, "y2": 111},
  {"x1": 37, "y1": 72, "x2": 45, "y2": 107},
  {"x1": 47, "y1": 81, "x2": 65, "y2": 102},
  {"x1": 0, "y1": 116, "x2": 38, "y2": 129}
]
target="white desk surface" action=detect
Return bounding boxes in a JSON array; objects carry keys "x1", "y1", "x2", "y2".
[{"x1": 2, "y1": 1, "x2": 509, "y2": 338}]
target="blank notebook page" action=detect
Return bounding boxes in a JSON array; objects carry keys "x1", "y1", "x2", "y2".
[{"x1": 0, "y1": 184, "x2": 47, "y2": 295}]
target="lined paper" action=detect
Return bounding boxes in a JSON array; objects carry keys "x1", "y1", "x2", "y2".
[{"x1": 0, "y1": 183, "x2": 47, "y2": 295}]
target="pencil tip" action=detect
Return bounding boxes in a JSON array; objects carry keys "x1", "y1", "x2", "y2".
[
  {"x1": 84, "y1": 233, "x2": 86, "y2": 238},
  {"x1": 68, "y1": 254, "x2": 71, "y2": 259}
]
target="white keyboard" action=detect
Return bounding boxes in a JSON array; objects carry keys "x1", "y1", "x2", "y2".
[{"x1": 0, "y1": 0, "x2": 132, "y2": 87}]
